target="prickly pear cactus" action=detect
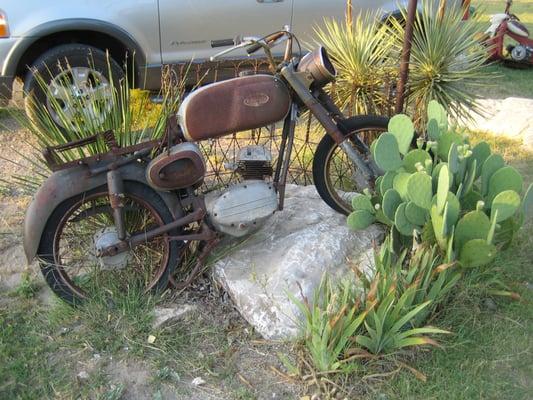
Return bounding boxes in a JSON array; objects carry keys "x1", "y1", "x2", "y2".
[{"x1": 347, "y1": 101, "x2": 527, "y2": 268}]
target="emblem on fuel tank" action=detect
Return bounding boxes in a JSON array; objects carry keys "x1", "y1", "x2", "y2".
[{"x1": 243, "y1": 93, "x2": 270, "y2": 107}]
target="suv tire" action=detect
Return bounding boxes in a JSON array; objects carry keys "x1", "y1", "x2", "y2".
[{"x1": 23, "y1": 44, "x2": 125, "y2": 130}]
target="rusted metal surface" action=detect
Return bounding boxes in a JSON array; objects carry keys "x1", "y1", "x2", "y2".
[
  {"x1": 107, "y1": 169, "x2": 126, "y2": 240},
  {"x1": 146, "y1": 143, "x2": 206, "y2": 191},
  {"x1": 178, "y1": 74, "x2": 291, "y2": 142},
  {"x1": 98, "y1": 207, "x2": 206, "y2": 258},
  {"x1": 23, "y1": 162, "x2": 182, "y2": 263},
  {"x1": 395, "y1": 0, "x2": 418, "y2": 114}
]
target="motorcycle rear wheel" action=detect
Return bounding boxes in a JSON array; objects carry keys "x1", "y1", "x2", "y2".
[
  {"x1": 37, "y1": 181, "x2": 182, "y2": 305},
  {"x1": 313, "y1": 115, "x2": 389, "y2": 215}
]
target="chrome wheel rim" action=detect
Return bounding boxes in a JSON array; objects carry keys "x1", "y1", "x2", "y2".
[{"x1": 46, "y1": 67, "x2": 113, "y2": 130}]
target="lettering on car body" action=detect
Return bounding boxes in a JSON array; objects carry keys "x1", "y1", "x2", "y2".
[{"x1": 170, "y1": 40, "x2": 207, "y2": 46}]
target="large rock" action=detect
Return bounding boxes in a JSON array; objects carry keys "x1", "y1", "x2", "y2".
[{"x1": 213, "y1": 185, "x2": 382, "y2": 340}]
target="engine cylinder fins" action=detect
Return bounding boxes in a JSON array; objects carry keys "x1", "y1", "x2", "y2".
[
  {"x1": 237, "y1": 160, "x2": 273, "y2": 180},
  {"x1": 235, "y1": 145, "x2": 274, "y2": 180}
]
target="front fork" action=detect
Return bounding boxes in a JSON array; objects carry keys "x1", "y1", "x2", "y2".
[{"x1": 280, "y1": 67, "x2": 379, "y2": 189}]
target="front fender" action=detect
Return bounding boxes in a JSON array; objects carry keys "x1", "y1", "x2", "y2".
[{"x1": 23, "y1": 162, "x2": 181, "y2": 264}]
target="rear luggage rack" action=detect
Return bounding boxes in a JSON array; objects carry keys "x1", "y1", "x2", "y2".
[{"x1": 42, "y1": 116, "x2": 183, "y2": 172}]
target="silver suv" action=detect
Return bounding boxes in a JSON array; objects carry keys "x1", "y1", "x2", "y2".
[{"x1": 0, "y1": 0, "x2": 463, "y2": 121}]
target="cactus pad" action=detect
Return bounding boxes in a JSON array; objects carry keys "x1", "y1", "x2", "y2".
[
  {"x1": 448, "y1": 143, "x2": 460, "y2": 174},
  {"x1": 352, "y1": 194, "x2": 375, "y2": 214},
  {"x1": 382, "y1": 189, "x2": 403, "y2": 222},
  {"x1": 459, "y1": 239, "x2": 497, "y2": 268},
  {"x1": 470, "y1": 142, "x2": 491, "y2": 178},
  {"x1": 437, "y1": 132, "x2": 463, "y2": 161},
  {"x1": 437, "y1": 164, "x2": 451, "y2": 214},
  {"x1": 347, "y1": 210, "x2": 376, "y2": 230},
  {"x1": 462, "y1": 159, "x2": 477, "y2": 197},
  {"x1": 403, "y1": 149, "x2": 432, "y2": 173},
  {"x1": 380, "y1": 171, "x2": 397, "y2": 195},
  {"x1": 427, "y1": 118, "x2": 441, "y2": 141},
  {"x1": 393, "y1": 172, "x2": 412, "y2": 201},
  {"x1": 405, "y1": 202, "x2": 428, "y2": 226},
  {"x1": 487, "y1": 166, "x2": 523, "y2": 204},
  {"x1": 480, "y1": 154, "x2": 504, "y2": 196},
  {"x1": 372, "y1": 133, "x2": 403, "y2": 172},
  {"x1": 491, "y1": 190, "x2": 520, "y2": 223},
  {"x1": 395, "y1": 203, "x2": 417, "y2": 236},
  {"x1": 427, "y1": 100, "x2": 448, "y2": 132},
  {"x1": 407, "y1": 172, "x2": 433, "y2": 210},
  {"x1": 454, "y1": 210, "x2": 491, "y2": 252},
  {"x1": 388, "y1": 114, "x2": 414, "y2": 155}
]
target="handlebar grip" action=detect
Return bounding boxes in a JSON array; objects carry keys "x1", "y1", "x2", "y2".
[
  {"x1": 211, "y1": 39, "x2": 235, "y2": 48},
  {"x1": 246, "y1": 31, "x2": 286, "y2": 55},
  {"x1": 246, "y1": 42, "x2": 263, "y2": 55}
]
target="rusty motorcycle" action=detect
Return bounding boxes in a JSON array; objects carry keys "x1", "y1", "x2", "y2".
[{"x1": 24, "y1": 28, "x2": 389, "y2": 304}]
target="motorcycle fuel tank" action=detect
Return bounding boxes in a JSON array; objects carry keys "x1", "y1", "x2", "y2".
[{"x1": 178, "y1": 74, "x2": 291, "y2": 142}]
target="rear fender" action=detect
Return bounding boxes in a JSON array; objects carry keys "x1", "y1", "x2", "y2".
[{"x1": 23, "y1": 162, "x2": 181, "y2": 263}]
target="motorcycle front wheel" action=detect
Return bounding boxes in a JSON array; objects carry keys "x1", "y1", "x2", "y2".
[
  {"x1": 313, "y1": 115, "x2": 389, "y2": 215},
  {"x1": 37, "y1": 181, "x2": 182, "y2": 305}
]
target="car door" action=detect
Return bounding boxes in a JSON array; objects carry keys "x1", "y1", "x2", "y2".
[
  {"x1": 158, "y1": 0, "x2": 294, "y2": 64},
  {"x1": 291, "y1": 0, "x2": 398, "y2": 45}
]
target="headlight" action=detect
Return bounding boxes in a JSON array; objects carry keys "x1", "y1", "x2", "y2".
[
  {"x1": 296, "y1": 47, "x2": 337, "y2": 88},
  {"x1": 0, "y1": 10, "x2": 9, "y2": 38}
]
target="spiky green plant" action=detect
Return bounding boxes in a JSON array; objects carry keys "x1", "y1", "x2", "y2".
[
  {"x1": 314, "y1": 13, "x2": 397, "y2": 116},
  {"x1": 354, "y1": 239, "x2": 451, "y2": 355},
  {"x1": 4, "y1": 57, "x2": 187, "y2": 193},
  {"x1": 387, "y1": 0, "x2": 492, "y2": 124},
  {"x1": 289, "y1": 276, "x2": 369, "y2": 372}
]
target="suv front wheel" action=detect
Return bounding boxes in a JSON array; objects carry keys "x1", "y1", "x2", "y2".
[{"x1": 23, "y1": 44, "x2": 125, "y2": 131}]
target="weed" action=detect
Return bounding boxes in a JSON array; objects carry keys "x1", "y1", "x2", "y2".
[{"x1": 10, "y1": 271, "x2": 40, "y2": 299}]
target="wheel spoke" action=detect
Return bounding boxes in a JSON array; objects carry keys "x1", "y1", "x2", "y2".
[{"x1": 71, "y1": 67, "x2": 90, "y2": 89}]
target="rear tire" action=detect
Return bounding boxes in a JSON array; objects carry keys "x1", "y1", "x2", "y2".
[
  {"x1": 313, "y1": 115, "x2": 389, "y2": 215},
  {"x1": 37, "y1": 182, "x2": 181, "y2": 306}
]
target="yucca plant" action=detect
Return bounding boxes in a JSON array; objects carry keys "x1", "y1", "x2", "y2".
[
  {"x1": 289, "y1": 276, "x2": 369, "y2": 372},
  {"x1": 388, "y1": 0, "x2": 491, "y2": 125},
  {"x1": 4, "y1": 56, "x2": 186, "y2": 193},
  {"x1": 314, "y1": 13, "x2": 397, "y2": 116}
]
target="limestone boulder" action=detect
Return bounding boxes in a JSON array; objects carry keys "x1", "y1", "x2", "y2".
[{"x1": 213, "y1": 185, "x2": 382, "y2": 340}]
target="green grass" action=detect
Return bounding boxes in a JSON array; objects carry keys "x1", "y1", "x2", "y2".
[{"x1": 365, "y1": 222, "x2": 533, "y2": 400}]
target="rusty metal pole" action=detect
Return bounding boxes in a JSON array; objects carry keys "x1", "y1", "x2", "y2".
[
  {"x1": 346, "y1": 0, "x2": 353, "y2": 27},
  {"x1": 438, "y1": 0, "x2": 447, "y2": 21},
  {"x1": 395, "y1": 0, "x2": 418, "y2": 114}
]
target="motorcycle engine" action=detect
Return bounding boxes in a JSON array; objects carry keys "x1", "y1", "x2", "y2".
[{"x1": 204, "y1": 145, "x2": 278, "y2": 237}]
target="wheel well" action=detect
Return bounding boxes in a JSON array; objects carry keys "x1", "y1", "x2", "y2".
[{"x1": 15, "y1": 30, "x2": 138, "y2": 84}]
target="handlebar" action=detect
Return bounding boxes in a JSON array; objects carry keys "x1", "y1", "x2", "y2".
[
  {"x1": 246, "y1": 31, "x2": 286, "y2": 55},
  {"x1": 209, "y1": 26, "x2": 292, "y2": 64}
]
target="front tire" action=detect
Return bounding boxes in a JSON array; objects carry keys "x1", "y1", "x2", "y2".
[{"x1": 313, "y1": 115, "x2": 389, "y2": 215}]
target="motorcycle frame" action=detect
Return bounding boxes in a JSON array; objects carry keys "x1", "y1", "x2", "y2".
[
  {"x1": 487, "y1": 21, "x2": 533, "y2": 62},
  {"x1": 78, "y1": 34, "x2": 378, "y2": 258}
]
